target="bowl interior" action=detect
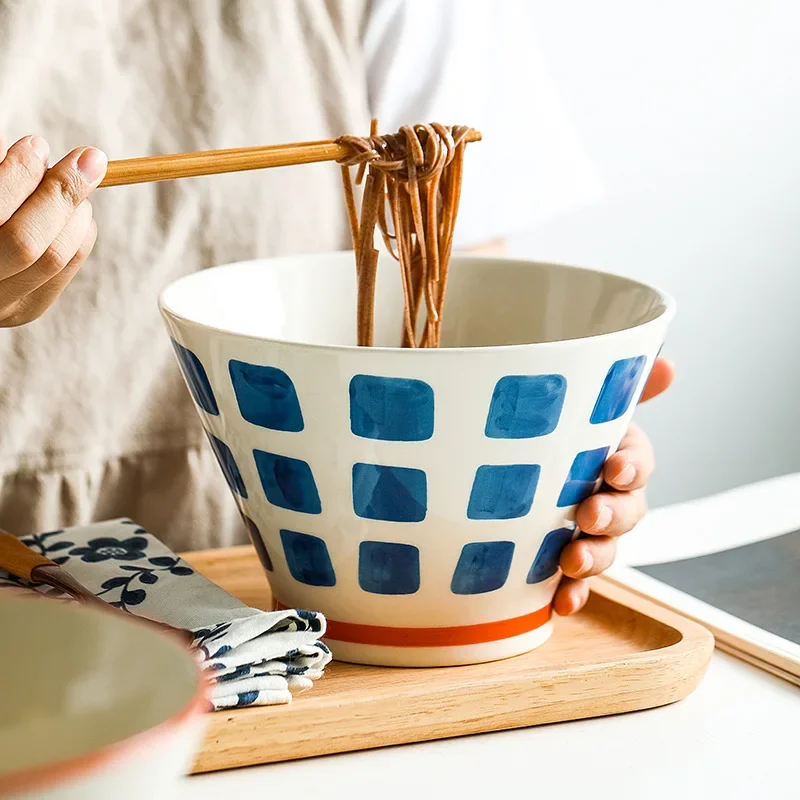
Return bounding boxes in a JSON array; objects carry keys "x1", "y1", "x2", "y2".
[
  {"x1": 160, "y1": 252, "x2": 670, "y2": 347},
  {"x1": 0, "y1": 596, "x2": 200, "y2": 778}
]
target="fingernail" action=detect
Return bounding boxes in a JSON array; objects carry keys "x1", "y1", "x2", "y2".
[
  {"x1": 577, "y1": 548, "x2": 594, "y2": 577},
  {"x1": 593, "y1": 504, "x2": 612, "y2": 532},
  {"x1": 614, "y1": 462, "x2": 636, "y2": 487},
  {"x1": 29, "y1": 135, "x2": 50, "y2": 164},
  {"x1": 77, "y1": 148, "x2": 108, "y2": 184}
]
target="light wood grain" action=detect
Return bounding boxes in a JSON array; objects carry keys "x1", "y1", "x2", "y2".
[
  {"x1": 182, "y1": 546, "x2": 713, "y2": 774},
  {"x1": 100, "y1": 141, "x2": 346, "y2": 187},
  {"x1": 602, "y1": 573, "x2": 800, "y2": 686},
  {"x1": 0, "y1": 531, "x2": 52, "y2": 581}
]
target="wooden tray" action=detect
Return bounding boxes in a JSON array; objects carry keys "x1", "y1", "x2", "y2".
[{"x1": 182, "y1": 546, "x2": 714, "y2": 774}]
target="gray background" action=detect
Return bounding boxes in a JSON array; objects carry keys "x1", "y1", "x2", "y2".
[{"x1": 508, "y1": 0, "x2": 800, "y2": 506}]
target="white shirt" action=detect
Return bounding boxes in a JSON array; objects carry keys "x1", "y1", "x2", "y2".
[{"x1": 364, "y1": 0, "x2": 606, "y2": 247}]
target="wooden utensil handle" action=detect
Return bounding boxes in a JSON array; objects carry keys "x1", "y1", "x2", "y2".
[
  {"x1": 0, "y1": 531, "x2": 53, "y2": 581},
  {"x1": 100, "y1": 140, "x2": 348, "y2": 187}
]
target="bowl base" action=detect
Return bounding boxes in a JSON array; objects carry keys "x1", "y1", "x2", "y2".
[{"x1": 326, "y1": 622, "x2": 554, "y2": 667}]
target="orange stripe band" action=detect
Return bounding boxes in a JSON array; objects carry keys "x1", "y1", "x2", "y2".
[{"x1": 275, "y1": 601, "x2": 552, "y2": 648}]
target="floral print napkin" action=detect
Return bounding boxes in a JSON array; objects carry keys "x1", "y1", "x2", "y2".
[{"x1": 0, "y1": 519, "x2": 331, "y2": 710}]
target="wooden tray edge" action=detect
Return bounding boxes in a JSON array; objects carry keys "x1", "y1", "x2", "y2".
[{"x1": 188, "y1": 563, "x2": 714, "y2": 774}]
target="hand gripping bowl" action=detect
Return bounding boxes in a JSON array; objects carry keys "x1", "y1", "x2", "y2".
[{"x1": 160, "y1": 253, "x2": 674, "y2": 667}]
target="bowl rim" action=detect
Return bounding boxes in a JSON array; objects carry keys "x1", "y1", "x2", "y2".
[
  {"x1": 0, "y1": 596, "x2": 208, "y2": 797},
  {"x1": 158, "y1": 252, "x2": 676, "y2": 354}
]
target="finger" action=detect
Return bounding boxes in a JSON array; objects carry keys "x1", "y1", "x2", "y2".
[
  {"x1": 0, "y1": 146, "x2": 106, "y2": 277},
  {"x1": 575, "y1": 487, "x2": 648, "y2": 536},
  {"x1": 0, "y1": 201, "x2": 93, "y2": 300},
  {"x1": 559, "y1": 535, "x2": 617, "y2": 579},
  {"x1": 0, "y1": 135, "x2": 50, "y2": 225},
  {"x1": 639, "y1": 358, "x2": 675, "y2": 403},
  {"x1": 602, "y1": 423, "x2": 655, "y2": 491},
  {"x1": 3, "y1": 218, "x2": 97, "y2": 326},
  {"x1": 553, "y1": 577, "x2": 590, "y2": 616},
  {"x1": 0, "y1": 132, "x2": 8, "y2": 161}
]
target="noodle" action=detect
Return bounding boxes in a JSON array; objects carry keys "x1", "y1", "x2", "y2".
[{"x1": 336, "y1": 122, "x2": 479, "y2": 347}]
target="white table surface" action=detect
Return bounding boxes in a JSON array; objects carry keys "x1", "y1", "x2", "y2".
[{"x1": 181, "y1": 476, "x2": 800, "y2": 800}]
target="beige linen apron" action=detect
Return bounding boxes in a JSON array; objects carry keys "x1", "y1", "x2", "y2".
[{"x1": 0, "y1": 0, "x2": 371, "y2": 550}]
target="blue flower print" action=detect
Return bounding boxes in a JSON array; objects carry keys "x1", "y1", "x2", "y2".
[
  {"x1": 219, "y1": 665, "x2": 252, "y2": 683},
  {"x1": 236, "y1": 691, "x2": 259, "y2": 707},
  {"x1": 70, "y1": 535, "x2": 148, "y2": 563},
  {"x1": 192, "y1": 622, "x2": 233, "y2": 649},
  {"x1": 296, "y1": 608, "x2": 323, "y2": 633},
  {"x1": 21, "y1": 530, "x2": 74, "y2": 566},
  {"x1": 95, "y1": 554, "x2": 194, "y2": 611}
]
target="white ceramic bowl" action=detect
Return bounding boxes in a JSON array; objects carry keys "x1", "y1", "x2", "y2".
[
  {"x1": 160, "y1": 253, "x2": 674, "y2": 667},
  {"x1": 0, "y1": 595, "x2": 207, "y2": 799}
]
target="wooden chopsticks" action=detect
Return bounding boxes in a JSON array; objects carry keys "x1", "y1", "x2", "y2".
[
  {"x1": 99, "y1": 140, "x2": 348, "y2": 187},
  {"x1": 99, "y1": 130, "x2": 483, "y2": 188}
]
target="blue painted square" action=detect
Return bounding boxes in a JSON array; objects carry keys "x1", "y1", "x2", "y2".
[
  {"x1": 485, "y1": 374, "x2": 566, "y2": 439},
  {"x1": 243, "y1": 516, "x2": 272, "y2": 572},
  {"x1": 358, "y1": 541, "x2": 420, "y2": 595},
  {"x1": 451, "y1": 541, "x2": 515, "y2": 594},
  {"x1": 527, "y1": 527, "x2": 575, "y2": 583},
  {"x1": 229, "y1": 360, "x2": 304, "y2": 432},
  {"x1": 172, "y1": 340, "x2": 218, "y2": 415},
  {"x1": 467, "y1": 464, "x2": 540, "y2": 520},
  {"x1": 557, "y1": 447, "x2": 610, "y2": 507},
  {"x1": 352, "y1": 463, "x2": 427, "y2": 522},
  {"x1": 349, "y1": 374, "x2": 434, "y2": 442},
  {"x1": 590, "y1": 356, "x2": 647, "y2": 424},
  {"x1": 207, "y1": 434, "x2": 247, "y2": 498},
  {"x1": 254, "y1": 450, "x2": 321, "y2": 515},
  {"x1": 280, "y1": 529, "x2": 335, "y2": 587}
]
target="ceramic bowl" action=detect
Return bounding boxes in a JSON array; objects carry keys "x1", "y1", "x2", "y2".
[
  {"x1": 0, "y1": 594, "x2": 207, "y2": 798},
  {"x1": 160, "y1": 253, "x2": 674, "y2": 667}
]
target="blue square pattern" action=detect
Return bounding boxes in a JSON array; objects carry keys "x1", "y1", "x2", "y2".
[
  {"x1": 242, "y1": 515, "x2": 273, "y2": 572},
  {"x1": 467, "y1": 464, "x2": 540, "y2": 520},
  {"x1": 350, "y1": 375, "x2": 434, "y2": 442},
  {"x1": 253, "y1": 450, "x2": 321, "y2": 515},
  {"x1": 280, "y1": 529, "x2": 336, "y2": 587},
  {"x1": 451, "y1": 541, "x2": 516, "y2": 595},
  {"x1": 206, "y1": 434, "x2": 247, "y2": 498},
  {"x1": 229, "y1": 360, "x2": 304, "y2": 432},
  {"x1": 590, "y1": 356, "x2": 647, "y2": 424},
  {"x1": 485, "y1": 374, "x2": 567, "y2": 439},
  {"x1": 352, "y1": 463, "x2": 427, "y2": 523},
  {"x1": 527, "y1": 527, "x2": 575, "y2": 584},
  {"x1": 358, "y1": 541, "x2": 420, "y2": 595},
  {"x1": 172, "y1": 340, "x2": 219, "y2": 416},
  {"x1": 557, "y1": 447, "x2": 610, "y2": 507}
]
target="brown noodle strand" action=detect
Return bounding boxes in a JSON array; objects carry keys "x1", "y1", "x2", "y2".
[
  {"x1": 340, "y1": 165, "x2": 360, "y2": 257},
  {"x1": 355, "y1": 172, "x2": 383, "y2": 346},
  {"x1": 376, "y1": 188, "x2": 399, "y2": 260},
  {"x1": 354, "y1": 159, "x2": 368, "y2": 186},
  {"x1": 388, "y1": 181, "x2": 416, "y2": 347},
  {"x1": 337, "y1": 121, "x2": 478, "y2": 347},
  {"x1": 436, "y1": 143, "x2": 465, "y2": 317}
]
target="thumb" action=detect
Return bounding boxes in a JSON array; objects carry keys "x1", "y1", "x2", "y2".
[{"x1": 639, "y1": 357, "x2": 675, "y2": 403}]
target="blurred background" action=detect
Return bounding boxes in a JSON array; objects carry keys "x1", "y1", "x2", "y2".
[{"x1": 506, "y1": 0, "x2": 800, "y2": 507}]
